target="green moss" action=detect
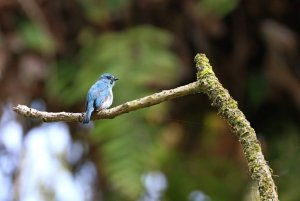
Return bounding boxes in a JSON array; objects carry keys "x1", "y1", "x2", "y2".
[{"x1": 194, "y1": 53, "x2": 278, "y2": 201}]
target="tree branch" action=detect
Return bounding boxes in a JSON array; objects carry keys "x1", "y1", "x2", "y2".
[
  {"x1": 13, "y1": 53, "x2": 278, "y2": 200},
  {"x1": 194, "y1": 54, "x2": 278, "y2": 201},
  {"x1": 13, "y1": 81, "x2": 202, "y2": 122}
]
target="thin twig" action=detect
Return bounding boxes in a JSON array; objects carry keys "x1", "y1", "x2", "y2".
[{"x1": 13, "y1": 81, "x2": 202, "y2": 122}]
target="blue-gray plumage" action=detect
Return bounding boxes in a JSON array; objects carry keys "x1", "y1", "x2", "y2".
[{"x1": 83, "y1": 73, "x2": 119, "y2": 124}]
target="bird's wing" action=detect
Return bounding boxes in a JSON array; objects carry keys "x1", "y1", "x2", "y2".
[
  {"x1": 86, "y1": 81, "x2": 107, "y2": 100},
  {"x1": 86, "y1": 81, "x2": 109, "y2": 108}
]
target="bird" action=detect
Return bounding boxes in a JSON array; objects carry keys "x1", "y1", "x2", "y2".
[{"x1": 83, "y1": 73, "x2": 119, "y2": 124}]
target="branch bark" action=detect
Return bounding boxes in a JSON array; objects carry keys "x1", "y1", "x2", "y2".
[
  {"x1": 13, "y1": 81, "x2": 202, "y2": 122},
  {"x1": 13, "y1": 53, "x2": 278, "y2": 200}
]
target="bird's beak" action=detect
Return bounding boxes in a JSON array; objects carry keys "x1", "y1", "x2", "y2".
[{"x1": 114, "y1": 78, "x2": 119, "y2": 81}]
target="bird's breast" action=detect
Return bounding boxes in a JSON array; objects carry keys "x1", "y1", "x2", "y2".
[{"x1": 100, "y1": 90, "x2": 113, "y2": 109}]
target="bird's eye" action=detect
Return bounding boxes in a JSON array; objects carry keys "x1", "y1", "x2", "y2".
[{"x1": 106, "y1": 76, "x2": 112, "y2": 79}]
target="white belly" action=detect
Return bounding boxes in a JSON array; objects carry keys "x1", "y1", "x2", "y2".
[{"x1": 100, "y1": 90, "x2": 113, "y2": 109}]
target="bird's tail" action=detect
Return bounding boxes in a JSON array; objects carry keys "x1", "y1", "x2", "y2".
[{"x1": 83, "y1": 108, "x2": 94, "y2": 124}]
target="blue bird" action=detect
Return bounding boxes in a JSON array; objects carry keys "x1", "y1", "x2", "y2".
[{"x1": 83, "y1": 73, "x2": 119, "y2": 124}]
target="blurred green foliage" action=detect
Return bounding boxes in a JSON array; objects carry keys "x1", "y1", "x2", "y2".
[
  {"x1": 165, "y1": 156, "x2": 244, "y2": 201},
  {"x1": 9, "y1": 0, "x2": 300, "y2": 200},
  {"x1": 78, "y1": 0, "x2": 130, "y2": 23},
  {"x1": 19, "y1": 21, "x2": 55, "y2": 54},
  {"x1": 271, "y1": 126, "x2": 300, "y2": 200},
  {"x1": 199, "y1": 0, "x2": 239, "y2": 17},
  {"x1": 247, "y1": 72, "x2": 267, "y2": 110},
  {"x1": 48, "y1": 25, "x2": 179, "y2": 105}
]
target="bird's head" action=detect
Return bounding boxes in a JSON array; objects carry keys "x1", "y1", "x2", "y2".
[{"x1": 99, "y1": 73, "x2": 119, "y2": 85}]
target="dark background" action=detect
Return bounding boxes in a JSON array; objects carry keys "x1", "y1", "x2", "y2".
[{"x1": 0, "y1": 0, "x2": 299, "y2": 200}]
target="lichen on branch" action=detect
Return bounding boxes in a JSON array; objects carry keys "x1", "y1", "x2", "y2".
[{"x1": 195, "y1": 53, "x2": 278, "y2": 201}]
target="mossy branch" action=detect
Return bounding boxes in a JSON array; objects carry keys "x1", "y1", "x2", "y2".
[
  {"x1": 195, "y1": 54, "x2": 278, "y2": 200},
  {"x1": 13, "y1": 53, "x2": 278, "y2": 200}
]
